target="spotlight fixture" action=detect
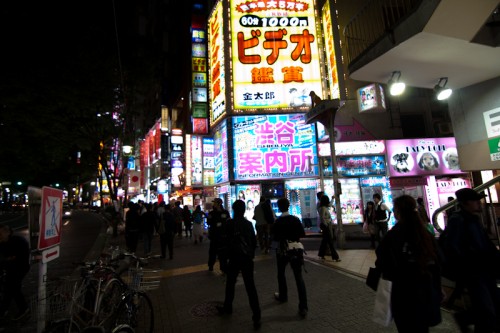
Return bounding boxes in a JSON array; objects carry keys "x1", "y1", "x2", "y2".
[
  {"x1": 434, "y1": 77, "x2": 452, "y2": 100},
  {"x1": 388, "y1": 71, "x2": 405, "y2": 96}
]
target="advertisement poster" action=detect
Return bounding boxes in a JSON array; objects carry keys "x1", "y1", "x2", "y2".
[
  {"x1": 208, "y1": 1, "x2": 226, "y2": 123},
  {"x1": 333, "y1": 155, "x2": 386, "y2": 177},
  {"x1": 214, "y1": 120, "x2": 229, "y2": 184},
  {"x1": 232, "y1": 113, "x2": 318, "y2": 180},
  {"x1": 386, "y1": 137, "x2": 463, "y2": 177},
  {"x1": 230, "y1": 0, "x2": 323, "y2": 110},
  {"x1": 190, "y1": 136, "x2": 203, "y2": 186},
  {"x1": 236, "y1": 184, "x2": 262, "y2": 225}
]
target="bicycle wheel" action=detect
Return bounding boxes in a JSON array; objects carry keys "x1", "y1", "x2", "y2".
[
  {"x1": 114, "y1": 291, "x2": 153, "y2": 333},
  {"x1": 95, "y1": 278, "x2": 125, "y2": 328},
  {"x1": 44, "y1": 319, "x2": 81, "y2": 333}
]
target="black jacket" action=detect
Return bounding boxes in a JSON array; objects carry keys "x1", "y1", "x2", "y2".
[{"x1": 221, "y1": 217, "x2": 256, "y2": 260}]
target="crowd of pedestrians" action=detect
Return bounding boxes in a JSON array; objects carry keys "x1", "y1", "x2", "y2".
[{"x1": 116, "y1": 185, "x2": 499, "y2": 332}]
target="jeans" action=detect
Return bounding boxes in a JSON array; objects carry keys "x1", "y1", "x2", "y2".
[
  {"x1": 159, "y1": 233, "x2": 174, "y2": 258},
  {"x1": 276, "y1": 252, "x2": 308, "y2": 311},
  {"x1": 318, "y1": 226, "x2": 339, "y2": 260}
]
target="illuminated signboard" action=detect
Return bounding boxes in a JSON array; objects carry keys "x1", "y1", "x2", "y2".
[
  {"x1": 386, "y1": 137, "x2": 464, "y2": 177},
  {"x1": 208, "y1": 1, "x2": 226, "y2": 123},
  {"x1": 321, "y1": 0, "x2": 339, "y2": 99},
  {"x1": 230, "y1": 0, "x2": 323, "y2": 110},
  {"x1": 193, "y1": 72, "x2": 207, "y2": 87},
  {"x1": 193, "y1": 118, "x2": 208, "y2": 134},
  {"x1": 192, "y1": 43, "x2": 206, "y2": 57},
  {"x1": 214, "y1": 120, "x2": 229, "y2": 184},
  {"x1": 192, "y1": 58, "x2": 207, "y2": 72},
  {"x1": 232, "y1": 113, "x2": 318, "y2": 180},
  {"x1": 203, "y1": 137, "x2": 215, "y2": 169},
  {"x1": 193, "y1": 87, "x2": 207, "y2": 102},
  {"x1": 357, "y1": 83, "x2": 387, "y2": 113},
  {"x1": 318, "y1": 140, "x2": 385, "y2": 156},
  {"x1": 334, "y1": 155, "x2": 387, "y2": 177},
  {"x1": 191, "y1": 136, "x2": 203, "y2": 186},
  {"x1": 192, "y1": 28, "x2": 206, "y2": 43},
  {"x1": 193, "y1": 103, "x2": 208, "y2": 118}
]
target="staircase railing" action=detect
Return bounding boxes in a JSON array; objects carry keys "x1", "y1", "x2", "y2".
[{"x1": 431, "y1": 175, "x2": 500, "y2": 243}]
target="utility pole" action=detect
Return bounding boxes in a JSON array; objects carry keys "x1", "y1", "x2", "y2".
[{"x1": 306, "y1": 99, "x2": 346, "y2": 248}]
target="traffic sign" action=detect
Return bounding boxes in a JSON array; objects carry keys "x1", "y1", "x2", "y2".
[
  {"x1": 41, "y1": 246, "x2": 60, "y2": 263},
  {"x1": 38, "y1": 187, "x2": 63, "y2": 250}
]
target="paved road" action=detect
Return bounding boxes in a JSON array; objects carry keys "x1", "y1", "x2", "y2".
[{"x1": 1, "y1": 211, "x2": 462, "y2": 332}]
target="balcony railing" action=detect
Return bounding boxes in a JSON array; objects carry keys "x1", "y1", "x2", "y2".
[{"x1": 343, "y1": 0, "x2": 422, "y2": 66}]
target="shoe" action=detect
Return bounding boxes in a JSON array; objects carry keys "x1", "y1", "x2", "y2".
[
  {"x1": 209, "y1": 266, "x2": 214, "y2": 271},
  {"x1": 253, "y1": 319, "x2": 261, "y2": 330},
  {"x1": 299, "y1": 309, "x2": 308, "y2": 318},
  {"x1": 274, "y1": 292, "x2": 287, "y2": 303},
  {"x1": 318, "y1": 256, "x2": 325, "y2": 260},
  {"x1": 11, "y1": 308, "x2": 30, "y2": 321},
  {"x1": 333, "y1": 259, "x2": 341, "y2": 262},
  {"x1": 215, "y1": 305, "x2": 232, "y2": 315}
]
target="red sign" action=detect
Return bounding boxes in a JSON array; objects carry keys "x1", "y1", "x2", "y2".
[{"x1": 38, "y1": 187, "x2": 63, "y2": 250}]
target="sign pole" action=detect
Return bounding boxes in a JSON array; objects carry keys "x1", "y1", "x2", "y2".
[{"x1": 37, "y1": 261, "x2": 47, "y2": 333}]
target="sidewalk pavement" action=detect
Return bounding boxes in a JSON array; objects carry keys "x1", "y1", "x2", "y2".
[{"x1": 106, "y1": 232, "x2": 461, "y2": 333}]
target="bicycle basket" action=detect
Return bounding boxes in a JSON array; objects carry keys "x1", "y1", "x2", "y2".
[
  {"x1": 29, "y1": 277, "x2": 80, "y2": 322},
  {"x1": 126, "y1": 268, "x2": 161, "y2": 291}
]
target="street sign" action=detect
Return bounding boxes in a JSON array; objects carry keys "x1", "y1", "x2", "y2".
[
  {"x1": 38, "y1": 187, "x2": 63, "y2": 250},
  {"x1": 41, "y1": 246, "x2": 60, "y2": 264}
]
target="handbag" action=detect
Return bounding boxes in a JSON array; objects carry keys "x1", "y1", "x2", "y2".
[
  {"x1": 366, "y1": 267, "x2": 381, "y2": 291},
  {"x1": 372, "y1": 278, "x2": 393, "y2": 327}
]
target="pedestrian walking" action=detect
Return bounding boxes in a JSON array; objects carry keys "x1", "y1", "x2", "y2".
[
  {"x1": 444, "y1": 188, "x2": 500, "y2": 333},
  {"x1": 140, "y1": 203, "x2": 156, "y2": 256},
  {"x1": 375, "y1": 195, "x2": 442, "y2": 333},
  {"x1": 363, "y1": 201, "x2": 377, "y2": 248},
  {"x1": 157, "y1": 202, "x2": 175, "y2": 259},
  {"x1": 125, "y1": 202, "x2": 141, "y2": 253},
  {"x1": 173, "y1": 201, "x2": 183, "y2": 239},
  {"x1": 317, "y1": 195, "x2": 340, "y2": 262},
  {"x1": 192, "y1": 205, "x2": 205, "y2": 244},
  {"x1": 373, "y1": 193, "x2": 391, "y2": 242},
  {"x1": 207, "y1": 198, "x2": 230, "y2": 272},
  {"x1": 0, "y1": 225, "x2": 30, "y2": 321},
  {"x1": 272, "y1": 197, "x2": 308, "y2": 317},
  {"x1": 254, "y1": 197, "x2": 275, "y2": 254},
  {"x1": 183, "y1": 205, "x2": 193, "y2": 238},
  {"x1": 216, "y1": 200, "x2": 261, "y2": 330}
]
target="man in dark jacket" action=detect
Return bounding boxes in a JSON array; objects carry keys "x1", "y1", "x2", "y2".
[
  {"x1": 446, "y1": 188, "x2": 500, "y2": 333},
  {"x1": 272, "y1": 197, "x2": 308, "y2": 317},
  {"x1": 207, "y1": 198, "x2": 230, "y2": 272},
  {"x1": 157, "y1": 202, "x2": 176, "y2": 259},
  {"x1": 216, "y1": 200, "x2": 261, "y2": 330},
  {"x1": 0, "y1": 225, "x2": 30, "y2": 320}
]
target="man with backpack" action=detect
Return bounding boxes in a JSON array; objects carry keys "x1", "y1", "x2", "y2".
[
  {"x1": 216, "y1": 200, "x2": 261, "y2": 330},
  {"x1": 444, "y1": 188, "x2": 500, "y2": 333}
]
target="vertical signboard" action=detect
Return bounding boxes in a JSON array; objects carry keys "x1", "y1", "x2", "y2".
[
  {"x1": 38, "y1": 187, "x2": 63, "y2": 250},
  {"x1": 203, "y1": 137, "x2": 216, "y2": 186},
  {"x1": 214, "y1": 120, "x2": 229, "y2": 184},
  {"x1": 191, "y1": 135, "x2": 203, "y2": 186},
  {"x1": 230, "y1": 0, "x2": 323, "y2": 110},
  {"x1": 321, "y1": 0, "x2": 340, "y2": 100},
  {"x1": 209, "y1": 1, "x2": 226, "y2": 123},
  {"x1": 232, "y1": 113, "x2": 318, "y2": 180}
]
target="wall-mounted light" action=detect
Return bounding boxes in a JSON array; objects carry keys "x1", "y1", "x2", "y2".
[
  {"x1": 388, "y1": 71, "x2": 405, "y2": 96},
  {"x1": 434, "y1": 77, "x2": 452, "y2": 100}
]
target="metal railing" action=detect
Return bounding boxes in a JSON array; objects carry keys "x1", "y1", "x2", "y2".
[
  {"x1": 431, "y1": 175, "x2": 500, "y2": 244},
  {"x1": 343, "y1": 0, "x2": 422, "y2": 65}
]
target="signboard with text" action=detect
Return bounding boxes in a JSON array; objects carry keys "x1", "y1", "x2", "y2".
[
  {"x1": 38, "y1": 187, "x2": 63, "y2": 250},
  {"x1": 232, "y1": 113, "x2": 318, "y2": 180},
  {"x1": 386, "y1": 137, "x2": 464, "y2": 177},
  {"x1": 214, "y1": 120, "x2": 229, "y2": 184},
  {"x1": 208, "y1": 1, "x2": 226, "y2": 123},
  {"x1": 230, "y1": 0, "x2": 323, "y2": 110}
]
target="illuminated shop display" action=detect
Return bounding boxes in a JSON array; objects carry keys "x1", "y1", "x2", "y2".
[
  {"x1": 208, "y1": 1, "x2": 226, "y2": 123},
  {"x1": 359, "y1": 176, "x2": 394, "y2": 227},
  {"x1": 356, "y1": 83, "x2": 387, "y2": 113},
  {"x1": 285, "y1": 179, "x2": 318, "y2": 223},
  {"x1": 321, "y1": 0, "x2": 339, "y2": 99},
  {"x1": 386, "y1": 137, "x2": 464, "y2": 177},
  {"x1": 186, "y1": 135, "x2": 203, "y2": 186},
  {"x1": 235, "y1": 184, "x2": 261, "y2": 224},
  {"x1": 214, "y1": 120, "x2": 229, "y2": 184},
  {"x1": 232, "y1": 113, "x2": 318, "y2": 180},
  {"x1": 230, "y1": 0, "x2": 323, "y2": 110},
  {"x1": 333, "y1": 155, "x2": 386, "y2": 177},
  {"x1": 318, "y1": 140, "x2": 385, "y2": 156}
]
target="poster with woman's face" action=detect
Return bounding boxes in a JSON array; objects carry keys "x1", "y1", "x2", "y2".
[{"x1": 236, "y1": 184, "x2": 261, "y2": 222}]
